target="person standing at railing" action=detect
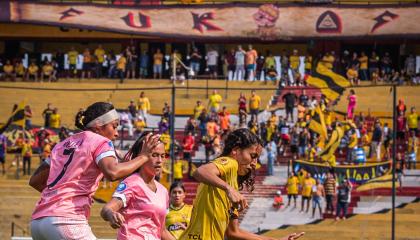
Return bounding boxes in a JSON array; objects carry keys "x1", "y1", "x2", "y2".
[
  {"x1": 153, "y1": 48, "x2": 164, "y2": 79},
  {"x1": 206, "y1": 47, "x2": 219, "y2": 79},
  {"x1": 208, "y1": 90, "x2": 222, "y2": 114},
  {"x1": 81, "y1": 48, "x2": 92, "y2": 79},
  {"x1": 189, "y1": 47, "x2": 202, "y2": 77},
  {"x1": 116, "y1": 52, "x2": 127, "y2": 83},
  {"x1": 249, "y1": 90, "x2": 261, "y2": 122},
  {"x1": 234, "y1": 45, "x2": 246, "y2": 81},
  {"x1": 245, "y1": 45, "x2": 258, "y2": 81},
  {"x1": 137, "y1": 91, "x2": 151, "y2": 123},
  {"x1": 94, "y1": 44, "x2": 106, "y2": 78}
]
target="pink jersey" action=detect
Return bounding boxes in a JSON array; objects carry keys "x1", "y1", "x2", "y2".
[
  {"x1": 32, "y1": 131, "x2": 116, "y2": 220},
  {"x1": 113, "y1": 173, "x2": 169, "y2": 240},
  {"x1": 348, "y1": 95, "x2": 357, "y2": 108}
]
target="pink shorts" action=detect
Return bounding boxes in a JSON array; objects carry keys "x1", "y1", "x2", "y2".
[{"x1": 31, "y1": 216, "x2": 96, "y2": 240}]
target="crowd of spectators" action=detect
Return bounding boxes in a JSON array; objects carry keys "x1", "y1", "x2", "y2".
[{"x1": 1, "y1": 44, "x2": 419, "y2": 85}]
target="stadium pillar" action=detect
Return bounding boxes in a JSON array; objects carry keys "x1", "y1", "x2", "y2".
[
  {"x1": 170, "y1": 54, "x2": 176, "y2": 182},
  {"x1": 391, "y1": 84, "x2": 397, "y2": 240}
]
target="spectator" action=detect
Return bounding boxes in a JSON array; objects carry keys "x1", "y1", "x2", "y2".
[
  {"x1": 206, "y1": 47, "x2": 219, "y2": 79},
  {"x1": 249, "y1": 90, "x2": 261, "y2": 122},
  {"x1": 128, "y1": 100, "x2": 137, "y2": 119},
  {"x1": 347, "y1": 65, "x2": 359, "y2": 85},
  {"x1": 381, "y1": 52, "x2": 392, "y2": 75},
  {"x1": 225, "y1": 48, "x2": 235, "y2": 81},
  {"x1": 289, "y1": 49, "x2": 300, "y2": 81},
  {"x1": 290, "y1": 127, "x2": 299, "y2": 160},
  {"x1": 298, "y1": 128, "x2": 310, "y2": 158},
  {"x1": 21, "y1": 139, "x2": 32, "y2": 175},
  {"x1": 350, "y1": 52, "x2": 360, "y2": 70},
  {"x1": 49, "y1": 108, "x2": 61, "y2": 129},
  {"x1": 397, "y1": 99, "x2": 407, "y2": 116},
  {"x1": 139, "y1": 50, "x2": 149, "y2": 78},
  {"x1": 312, "y1": 179, "x2": 325, "y2": 219},
  {"x1": 116, "y1": 52, "x2": 127, "y2": 83},
  {"x1": 0, "y1": 133, "x2": 7, "y2": 175},
  {"x1": 193, "y1": 101, "x2": 204, "y2": 120},
  {"x1": 396, "y1": 153, "x2": 404, "y2": 190},
  {"x1": 369, "y1": 51, "x2": 379, "y2": 79},
  {"x1": 396, "y1": 111, "x2": 407, "y2": 141},
  {"x1": 206, "y1": 118, "x2": 219, "y2": 138},
  {"x1": 189, "y1": 47, "x2": 202, "y2": 76},
  {"x1": 158, "y1": 117, "x2": 169, "y2": 134},
  {"x1": 134, "y1": 116, "x2": 147, "y2": 134},
  {"x1": 301, "y1": 173, "x2": 316, "y2": 213},
  {"x1": 234, "y1": 45, "x2": 246, "y2": 81},
  {"x1": 3, "y1": 60, "x2": 15, "y2": 81},
  {"x1": 299, "y1": 90, "x2": 309, "y2": 107},
  {"x1": 183, "y1": 131, "x2": 195, "y2": 177},
  {"x1": 42, "y1": 103, "x2": 53, "y2": 128},
  {"x1": 304, "y1": 53, "x2": 313, "y2": 75},
  {"x1": 160, "y1": 130, "x2": 171, "y2": 153},
  {"x1": 127, "y1": 46, "x2": 138, "y2": 79},
  {"x1": 265, "y1": 51, "x2": 276, "y2": 72},
  {"x1": 324, "y1": 172, "x2": 336, "y2": 215},
  {"x1": 266, "y1": 140, "x2": 276, "y2": 176},
  {"x1": 407, "y1": 107, "x2": 418, "y2": 136},
  {"x1": 26, "y1": 60, "x2": 39, "y2": 82},
  {"x1": 81, "y1": 48, "x2": 92, "y2": 79},
  {"x1": 58, "y1": 127, "x2": 70, "y2": 142},
  {"x1": 15, "y1": 60, "x2": 25, "y2": 80},
  {"x1": 208, "y1": 90, "x2": 222, "y2": 113},
  {"x1": 119, "y1": 109, "x2": 134, "y2": 137},
  {"x1": 405, "y1": 54, "x2": 416, "y2": 77},
  {"x1": 153, "y1": 48, "x2": 163, "y2": 79},
  {"x1": 107, "y1": 54, "x2": 117, "y2": 78},
  {"x1": 185, "y1": 116, "x2": 197, "y2": 135},
  {"x1": 336, "y1": 179, "x2": 352, "y2": 221},
  {"x1": 347, "y1": 89, "x2": 357, "y2": 119},
  {"x1": 218, "y1": 106, "x2": 230, "y2": 134},
  {"x1": 286, "y1": 172, "x2": 299, "y2": 208},
  {"x1": 280, "y1": 49, "x2": 289, "y2": 77},
  {"x1": 94, "y1": 44, "x2": 106, "y2": 78},
  {"x1": 309, "y1": 96, "x2": 317, "y2": 110},
  {"x1": 41, "y1": 61, "x2": 55, "y2": 82},
  {"x1": 370, "y1": 121, "x2": 383, "y2": 161},
  {"x1": 407, "y1": 136, "x2": 417, "y2": 169},
  {"x1": 321, "y1": 52, "x2": 334, "y2": 70},
  {"x1": 137, "y1": 91, "x2": 151, "y2": 122},
  {"x1": 172, "y1": 157, "x2": 186, "y2": 182},
  {"x1": 201, "y1": 135, "x2": 215, "y2": 163},
  {"x1": 13, "y1": 133, "x2": 24, "y2": 167},
  {"x1": 358, "y1": 52, "x2": 369, "y2": 81},
  {"x1": 245, "y1": 45, "x2": 258, "y2": 81},
  {"x1": 282, "y1": 91, "x2": 298, "y2": 122},
  {"x1": 265, "y1": 66, "x2": 278, "y2": 84},
  {"x1": 238, "y1": 92, "x2": 247, "y2": 124},
  {"x1": 272, "y1": 191, "x2": 284, "y2": 210},
  {"x1": 24, "y1": 105, "x2": 33, "y2": 129},
  {"x1": 67, "y1": 46, "x2": 79, "y2": 78},
  {"x1": 383, "y1": 123, "x2": 392, "y2": 160},
  {"x1": 353, "y1": 142, "x2": 366, "y2": 164}
]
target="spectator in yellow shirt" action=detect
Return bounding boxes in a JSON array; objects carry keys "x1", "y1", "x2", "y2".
[
  {"x1": 67, "y1": 46, "x2": 79, "y2": 78},
  {"x1": 3, "y1": 60, "x2": 15, "y2": 81},
  {"x1": 358, "y1": 51, "x2": 369, "y2": 81},
  {"x1": 290, "y1": 49, "x2": 300, "y2": 81},
  {"x1": 286, "y1": 172, "x2": 299, "y2": 208},
  {"x1": 117, "y1": 53, "x2": 127, "y2": 83},
  {"x1": 321, "y1": 52, "x2": 334, "y2": 69},
  {"x1": 301, "y1": 173, "x2": 316, "y2": 213},
  {"x1": 153, "y1": 48, "x2": 163, "y2": 79},
  {"x1": 21, "y1": 139, "x2": 33, "y2": 175},
  {"x1": 347, "y1": 65, "x2": 359, "y2": 86},
  {"x1": 137, "y1": 91, "x2": 151, "y2": 121},
  {"x1": 49, "y1": 108, "x2": 61, "y2": 129},
  {"x1": 81, "y1": 48, "x2": 92, "y2": 79},
  {"x1": 15, "y1": 61, "x2": 25, "y2": 79},
  {"x1": 193, "y1": 100, "x2": 204, "y2": 119},
  {"x1": 407, "y1": 107, "x2": 418, "y2": 135},
  {"x1": 208, "y1": 90, "x2": 222, "y2": 113},
  {"x1": 94, "y1": 44, "x2": 105, "y2": 78},
  {"x1": 304, "y1": 54, "x2": 313, "y2": 74},
  {"x1": 26, "y1": 61, "x2": 39, "y2": 82},
  {"x1": 41, "y1": 61, "x2": 55, "y2": 82},
  {"x1": 249, "y1": 90, "x2": 261, "y2": 122}
]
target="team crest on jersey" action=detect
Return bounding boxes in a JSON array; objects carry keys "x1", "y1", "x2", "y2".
[
  {"x1": 108, "y1": 141, "x2": 114, "y2": 149},
  {"x1": 219, "y1": 158, "x2": 228, "y2": 165},
  {"x1": 116, "y1": 182, "x2": 127, "y2": 192}
]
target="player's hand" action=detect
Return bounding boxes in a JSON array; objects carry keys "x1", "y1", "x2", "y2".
[
  {"x1": 108, "y1": 211, "x2": 125, "y2": 229},
  {"x1": 226, "y1": 185, "x2": 248, "y2": 211},
  {"x1": 176, "y1": 222, "x2": 187, "y2": 230},
  {"x1": 140, "y1": 133, "x2": 161, "y2": 156},
  {"x1": 280, "y1": 232, "x2": 305, "y2": 240}
]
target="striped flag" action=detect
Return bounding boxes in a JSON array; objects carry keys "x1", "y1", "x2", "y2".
[
  {"x1": 319, "y1": 125, "x2": 344, "y2": 166},
  {"x1": 309, "y1": 106, "x2": 327, "y2": 140},
  {"x1": 11, "y1": 101, "x2": 26, "y2": 128},
  {"x1": 306, "y1": 63, "x2": 350, "y2": 101}
]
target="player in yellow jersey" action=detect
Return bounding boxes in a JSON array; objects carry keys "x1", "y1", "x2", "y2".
[
  {"x1": 180, "y1": 129, "x2": 304, "y2": 240},
  {"x1": 286, "y1": 171, "x2": 299, "y2": 208},
  {"x1": 166, "y1": 182, "x2": 193, "y2": 239}
]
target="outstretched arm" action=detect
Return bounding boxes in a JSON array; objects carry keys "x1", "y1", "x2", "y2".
[
  {"x1": 29, "y1": 161, "x2": 50, "y2": 192},
  {"x1": 101, "y1": 198, "x2": 125, "y2": 229}
]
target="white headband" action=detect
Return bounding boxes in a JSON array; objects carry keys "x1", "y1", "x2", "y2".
[{"x1": 86, "y1": 109, "x2": 120, "y2": 128}]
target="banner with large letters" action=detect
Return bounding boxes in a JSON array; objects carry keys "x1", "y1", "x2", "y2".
[
  {"x1": 292, "y1": 160, "x2": 392, "y2": 184},
  {"x1": 0, "y1": 1, "x2": 420, "y2": 40}
]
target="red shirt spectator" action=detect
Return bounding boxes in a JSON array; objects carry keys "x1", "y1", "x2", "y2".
[
  {"x1": 183, "y1": 132, "x2": 195, "y2": 153},
  {"x1": 218, "y1": 107, "x2": 231, "y2": 131}
]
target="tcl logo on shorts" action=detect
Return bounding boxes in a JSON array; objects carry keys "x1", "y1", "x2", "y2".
[{"x1": 188, "y1": 234, "x2": 202, "y2": 240}]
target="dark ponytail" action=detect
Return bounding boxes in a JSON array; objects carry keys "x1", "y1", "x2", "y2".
[
  {"x1": 123, "y1": 131, "x2": 151, "y2": 162},
  {"x1": 221, "y1": 128, "x2": 262, "y2": 192},
  {"x1": 74, "y1": 102, "x2": 114, "y2": 130},
  {"x1": 169, "y1": 181, "x2": 186, "y2": 193}
]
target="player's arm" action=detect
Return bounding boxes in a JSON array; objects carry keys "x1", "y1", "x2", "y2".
[
  {"x1": 193, "y1": 162, "x2": 248, "y2": 210},
  {"x1": 98, "y1": 134, "x2": 160, "y2": 181},
  {"x1": 101, "y1": 198, "x2": 125, "y2": 229},
  {"x1": 161, "y1": 219, "x2": 176, "y2": 240},
  {"x1": 226, "y1": 218, "x2": 305, "y2": 240},
  {"x1": 29, "y1": 161, "x2": 50, "y2": 192}
]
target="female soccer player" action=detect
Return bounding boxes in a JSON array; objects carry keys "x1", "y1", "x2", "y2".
[
  {"x1": 180, "y1": 128, "x2": 304, "y2": 240},
  {"x1": 101, "y1": 132, "x2": 174, "y2": 240},
  {"x1": 166, "y1": 182, "x2": 193, "y2": 239},
  {"x1": 29, "y1": 102, "x2": 161, "y2": 240}
]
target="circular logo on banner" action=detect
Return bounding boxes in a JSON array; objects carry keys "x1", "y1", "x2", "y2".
[{"x1": 116, "y1": 182, "x2": 127, "y2": 192}]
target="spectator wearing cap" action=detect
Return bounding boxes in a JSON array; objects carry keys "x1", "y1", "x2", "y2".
[{"x1": 272, "y1": 190, "x2": 284, "y2": 210}]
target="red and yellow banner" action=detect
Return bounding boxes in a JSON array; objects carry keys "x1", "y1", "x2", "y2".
[{"x1": 1, "y1": 1, "x2": 419, "y2": 40}]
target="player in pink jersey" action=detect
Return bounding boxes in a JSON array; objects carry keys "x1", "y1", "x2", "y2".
[
  {"x1": 101, "y1": 132, "x2": 175, "y2": 240},
  {"x1": 29, "y1": 102, "x2": 161, "y2": 240}
]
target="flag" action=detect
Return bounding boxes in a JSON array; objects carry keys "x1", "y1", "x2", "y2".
[
  {"x1": 306, "y1": 63, "x2": 350, "y2": 101},
  {"x1": 309, "y1": 106, "x2": 327, "y2": 140},
  {"x1": 319, "y1": 126, "x2": 344, "y2": 166},
  {"x1": 10, "y1": 101, "x2": 26, "y2": 128}
]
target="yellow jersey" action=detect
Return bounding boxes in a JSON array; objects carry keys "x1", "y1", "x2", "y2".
[
  {"x1": 160, "y1": 133, "x2": 171, "y2": 152},
  {"x1": 21, "y1": 143, "x2": 32, "y2": 157},
  {"x1": 407, "y1": 113, "x2": 418, "y2": 129},
  {"x1": 286, "y1": 176, "x2": 299, "y2": 195},
  {"x1": 347, "y1": 68, "x2": 358, "y2": 79},
  {"x1": 302, "y1": 177, "x2": 316, "y2": 197},
  {"x1": 117, "y1": 56, "x2": 127, "y2": 71},
  {"x1": 166, "y1": 204, "x2": 193, "y2": 239},
  {"x1": 28, "y1": 64, "x2": 39, "y2": 75},
  {"x1": 305, "y1": 56, "x2": 312, "y2": 70},
  {"x1": 289, "y1": 55, "x2": 300, "y2": 70},
  {"x1": 49, "y1": 113, "x2": 61, "y2": 128},
  {"x1": 42, "y1": 65, "x2": 54, "y2": 75},
  {"x1": 68, "y1": 50, "x2": 79, "y2": 65},
  {"x1": 16, "y1": 63, "x2": 25, "y2": 75},
  {"x1": 137, "y1": 97, "x2": 151, "y2": 111},
  {"x1": 94, "y1": 48, "x2": 105, "y2": 63},
  {"x1": 180, "y1": 157, "x2": 238, "y2": 240},
  {"x1": 249, "y1": 95, "x2": 261, "y2": 110},
  {"x1": 193, "y1": 105, "x2": 204, "y2": 119},
  {"x1": 3, "y1": 64, "x2": 13, "y2": 74},
  {"x1": 173, "y1": 161, "x2": 184, "y2": 180},
  {"x1": 359, "y1": 56, "x2": 368, "y2": 70},
  {"x1": 208, "y1": 94, "x2": 222, "y2": 109}
]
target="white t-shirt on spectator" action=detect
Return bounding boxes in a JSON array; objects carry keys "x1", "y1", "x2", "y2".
[{"x1": 206, "y1": 50, "x2": 219, "y2": 66}]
